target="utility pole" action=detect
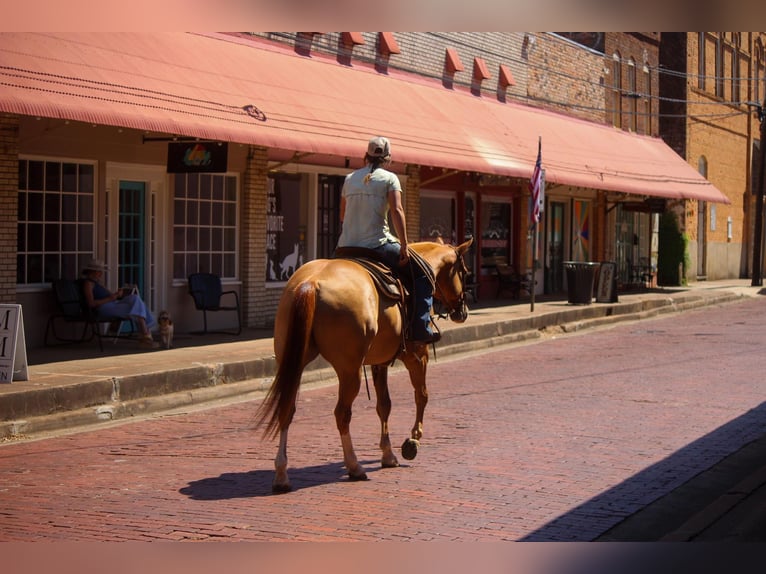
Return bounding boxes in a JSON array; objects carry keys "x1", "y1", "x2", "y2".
[{"x1": 752, "y1": 99, "x2": 766, "y2": 287}]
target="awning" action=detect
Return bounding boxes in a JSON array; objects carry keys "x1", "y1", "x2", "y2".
[{"x1": 0, "y1": 32, "x2": 729, "y2": 204}]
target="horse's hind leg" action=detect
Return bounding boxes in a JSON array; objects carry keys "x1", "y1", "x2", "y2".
[
  {"x1": 334, "y1": 368, "x2": 368, "y2": 481},
  {"x1": 372, "y1": 365, "x2": 399, "y2": 468},
  {"x1": 273, "y1": 405, "x2": 295, "y2": 493}
]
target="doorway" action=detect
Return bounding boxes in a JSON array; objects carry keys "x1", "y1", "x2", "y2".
[
  {"x1": 118, "y1": 181, "x2": 147, "y2": 295},
  {"x1": 105, "y1": 162, "x2": 164, "y2": 313},
  {"x1": 547, "y1": 201, "x2": 565, "y2": 293}
]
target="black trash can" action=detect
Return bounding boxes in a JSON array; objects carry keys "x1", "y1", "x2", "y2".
[{"x1": 563, "y1": 261, "x2": 600, "y2": 305}]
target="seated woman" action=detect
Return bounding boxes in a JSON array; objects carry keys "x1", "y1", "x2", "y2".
[{"x1": 81, "y1": 258, "x2": 158, "y2": 349}]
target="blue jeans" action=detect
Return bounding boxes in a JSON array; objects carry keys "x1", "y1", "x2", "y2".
[{"x1": 371, "y1": 242, "x2": 434, "y2": 337}]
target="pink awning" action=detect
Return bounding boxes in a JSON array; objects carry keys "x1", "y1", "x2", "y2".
[{"x1": 0, "y1": 32, "x2": 729, "y2": 203}]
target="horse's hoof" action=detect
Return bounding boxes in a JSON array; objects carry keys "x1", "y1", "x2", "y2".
[
  {"x1": 401, "y1": 438, "x2": 419, "y2": 460},
  {"x1": 272, "y1": 482, "x2": 292, "y2": 494},
  {"x1": 348, "y1": 472, "x2": 368, "y2": 481},
  {"x1": 381, "y1": 457, "x2": 400, "y2": 468}
]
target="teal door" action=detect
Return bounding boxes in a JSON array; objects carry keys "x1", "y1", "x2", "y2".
[{"x1": 118, "y1": 181, "x2": 146, "y2": 295}]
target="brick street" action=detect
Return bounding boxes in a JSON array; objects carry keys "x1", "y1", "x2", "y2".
[{"x1": 1, "y1": 298, "x2": 765, "y2": 541}]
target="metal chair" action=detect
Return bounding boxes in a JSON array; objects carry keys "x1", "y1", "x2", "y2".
[
  {"x1": 187, "y1": 273, "x2": 242, "y2": 335},
  {"x1": 45, "y1": 279, "x2": 134, "y2": 351}
]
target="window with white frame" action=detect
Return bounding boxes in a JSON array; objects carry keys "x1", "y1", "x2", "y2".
[
  {"x1": 172, "y1": 173, "x2": 238, "y2": 280},
  {"x1": 17, "y1": 158, "x2": 96, "y2": 285}
]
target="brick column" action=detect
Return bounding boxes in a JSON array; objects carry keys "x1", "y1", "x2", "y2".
[
  {"x1": 240, "y1": 145, "x2": 270, "y2": 328},
  {"x1": 404, "y1": 164, "x2": 421, "y2": 241},
  {"x1": 0, "y1": 114, "x2": 19, "y2": 303}
]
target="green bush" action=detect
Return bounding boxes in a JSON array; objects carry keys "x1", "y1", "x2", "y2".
[{"x1": 657, "y1": 211, "x2": 688, "y2": 286}]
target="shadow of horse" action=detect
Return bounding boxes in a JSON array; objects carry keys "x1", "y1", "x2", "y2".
[{"x1": 179, "y1": 459, "x2": 387, "y2": 499}]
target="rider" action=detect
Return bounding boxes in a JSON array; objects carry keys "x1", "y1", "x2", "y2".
[{"x1": 335, "y1": 136, "x2": 439, "y2": 344}]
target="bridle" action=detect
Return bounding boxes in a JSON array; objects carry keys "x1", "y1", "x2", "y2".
[{"x1": 433, "y1": 248, "x2": 469, "y2": 320}]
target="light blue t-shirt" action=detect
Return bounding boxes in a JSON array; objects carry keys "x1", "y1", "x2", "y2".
[{"x1": 337, "y1": 165, "x2": 402, "y2": 249}]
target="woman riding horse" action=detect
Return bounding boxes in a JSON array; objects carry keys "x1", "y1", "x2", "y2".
[{"x1": 257, "y1": 236, "x2": 473, "y2": 493}]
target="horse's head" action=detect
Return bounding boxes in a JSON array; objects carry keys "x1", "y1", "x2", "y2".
[{"x1": 425, "y1": 237, "x2": 474, "y2": 324}]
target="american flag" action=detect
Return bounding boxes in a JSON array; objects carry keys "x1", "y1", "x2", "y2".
[{"x1": 529, "y1": 137, "x2": 543, "y2": 224}]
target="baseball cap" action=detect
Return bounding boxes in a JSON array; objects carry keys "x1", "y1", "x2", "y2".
[{"x1": 367, "y1": 136, "x2": 391, "y2": 159}]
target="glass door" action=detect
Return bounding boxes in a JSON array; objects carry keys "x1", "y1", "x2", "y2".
[{"x1": 118, "y1": 180, "x2": 146, "y2": 295}]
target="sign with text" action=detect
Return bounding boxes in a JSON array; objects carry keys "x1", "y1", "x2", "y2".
[
  {"x1": 0, "y1": 305, "x2": 29, "y2": 383},
  {"x1": 266, "y1": 175, "x2": 303, "y2": 283},
  {"x1": 167, "y1": 141, "x2": 228, "y2": 173},
  {"x1": 596, "y1": 261, "x2": 618, "y2": 304}
]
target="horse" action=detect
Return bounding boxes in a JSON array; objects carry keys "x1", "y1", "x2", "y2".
[{"x1": 256, "y1": 238, "x2": 474, "y2": 492}]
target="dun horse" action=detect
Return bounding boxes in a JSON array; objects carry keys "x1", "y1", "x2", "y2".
[{"x1": 256, "y1": 238, "x2": 473, "y2": 492}]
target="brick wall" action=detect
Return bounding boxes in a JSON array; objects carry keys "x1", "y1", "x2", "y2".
[
  {"x1": 0, "y1": 114, "x2": 19, "y2": 303},
  {"x1": 241, "y1": 145, "x2": 277, "y2": 329}
]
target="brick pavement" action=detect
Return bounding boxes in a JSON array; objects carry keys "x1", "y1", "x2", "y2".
[{"x1": 1, "y1": 294, "x2": 764, "y2": 541}]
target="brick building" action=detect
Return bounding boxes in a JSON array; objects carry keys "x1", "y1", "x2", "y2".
[
  {"x1": 0, "y1": 33, "x2": 727, "y2": 349},
  {"x1": 660, "y1": 32, "x2": 766, "y2": 281}
]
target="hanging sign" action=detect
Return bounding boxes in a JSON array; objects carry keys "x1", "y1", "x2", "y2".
[
  {"x1": 167, "y1": 141, "x2": 228, "y2": 173},
  {"x1": 0, "y1": 304, "x2": 29, "y2": 383}
]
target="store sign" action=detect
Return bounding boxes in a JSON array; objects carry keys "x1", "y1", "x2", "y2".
[{"x1": 167, "y1": 141, "x2": 228, "y2": 173}]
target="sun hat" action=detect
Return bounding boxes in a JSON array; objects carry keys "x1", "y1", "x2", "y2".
[
  {"x1": 83, "y1": 258, "x2": 107, "y2": 272},
  {"x1": 367, "y1": 136, "x2": 391, "y2": 159}
]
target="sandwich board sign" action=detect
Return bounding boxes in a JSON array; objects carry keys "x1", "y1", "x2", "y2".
[{"x1": 0, "y1": 304, "x2": 29, "y2": 382}]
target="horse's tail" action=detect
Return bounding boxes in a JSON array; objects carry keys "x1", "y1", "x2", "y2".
[{"x1": 256, "y1": 282, "x2": 316, "y2": 440}]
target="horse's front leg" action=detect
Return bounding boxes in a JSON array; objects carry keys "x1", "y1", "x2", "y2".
[
  {"x1": 334, "y1": 369, "x2": 368, "y2": 481},
  {"x1": 399, "y1": 345, "x2": 430, "y2": 460},
  {"x1": 371, "y1": 364, "x2": 399, "y2": 468}
]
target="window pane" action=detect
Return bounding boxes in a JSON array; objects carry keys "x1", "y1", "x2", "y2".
[
  {"x1": 17, "y1": 192, "x2": 26, "y2": 220},
  {"x1": 79, "y1": 164, "x2": 94, "y2": 193},
  {"x1": 28, "y1": 223, "x2": 43, "y2": 251},
  {"x1": 27, "y1": 192, "x2": 43, "y2": 221},
  {"x1": 27, "y1": 254, "x2": 43, "y2": 283},
  {"x1": 45, "y1": 193, "x2": 60, "y2": 221},
  {"x1": 28, "y1": 161, "x2": 44, "y2": 190},
  {"x1": 79, "y1": 194, "x2": 93, "y2": 220},
  {"x1": 79, "y1": 223, "x2": 93, "y2": 252},
  {"x1": 44, "y1": 223, "x2": 59, "y2": 251},
  {"x1": 61, "y1": 224, "x2": 77, "y2": 251},
  {"x1": 225, "y1": 176, "x2": 236, "y2": 201},
  {"x1": 212, "y1": 175, "x2": 223, "y2": 200},
  {"x1": 45, "y1": 162, "x2": 61, "y2": 191},
  {"x1": 187, "y1": 201, "x2": 198, "y2": 225},
  {"x1": 174, "y1": 199, "x2": 185, "y2": 224},
  {"x1": 200, "y1": 174, "x2": 212, "y2": 199},
  {"x1": 62, "y1": 163, "x2": 78, "y2": 192}
]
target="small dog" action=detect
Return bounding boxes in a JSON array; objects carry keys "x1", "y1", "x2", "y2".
[{"x1": 158, "y1": 310, "x2": 174, "y2": 349}]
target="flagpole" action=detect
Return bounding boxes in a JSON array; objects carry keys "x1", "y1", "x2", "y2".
[
  {"x1": 529, "y1": 135, "x2": 542, "y2": 313},
  {"x1": 529, "y1": 222, "x2": 537, "y2": 311}
]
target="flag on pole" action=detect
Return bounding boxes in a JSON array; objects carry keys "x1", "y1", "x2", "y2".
[{"x1": 529, "y1": 137, "x2": 543, "y2": 224}]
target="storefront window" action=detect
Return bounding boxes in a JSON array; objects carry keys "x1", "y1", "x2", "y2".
[
  {"x1": 173, "y1": 173, "x2": 238, "y2": 280},
  {"x1": 17, "y1": 158, "x2": 96, "y2": 285},
  {"x1": 420, "y1": 195, "x2": 455, "y2": 243},
  {"x1": 480, "y1": 199, "x2": 512, "y2": 268}
]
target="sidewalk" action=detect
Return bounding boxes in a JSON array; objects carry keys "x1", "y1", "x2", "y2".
[{"x1": 1, "y1": 279, "x2": 760, "y2": 441}]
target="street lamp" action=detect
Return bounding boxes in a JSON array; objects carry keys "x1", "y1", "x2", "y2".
[{"x1": 747, "y1": 99, "x2": 766, "y2": 287}]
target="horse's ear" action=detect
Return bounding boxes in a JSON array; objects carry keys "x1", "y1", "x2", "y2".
[{"x1": 457, "y1": 236, "x2": 473, "y2": 255}]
